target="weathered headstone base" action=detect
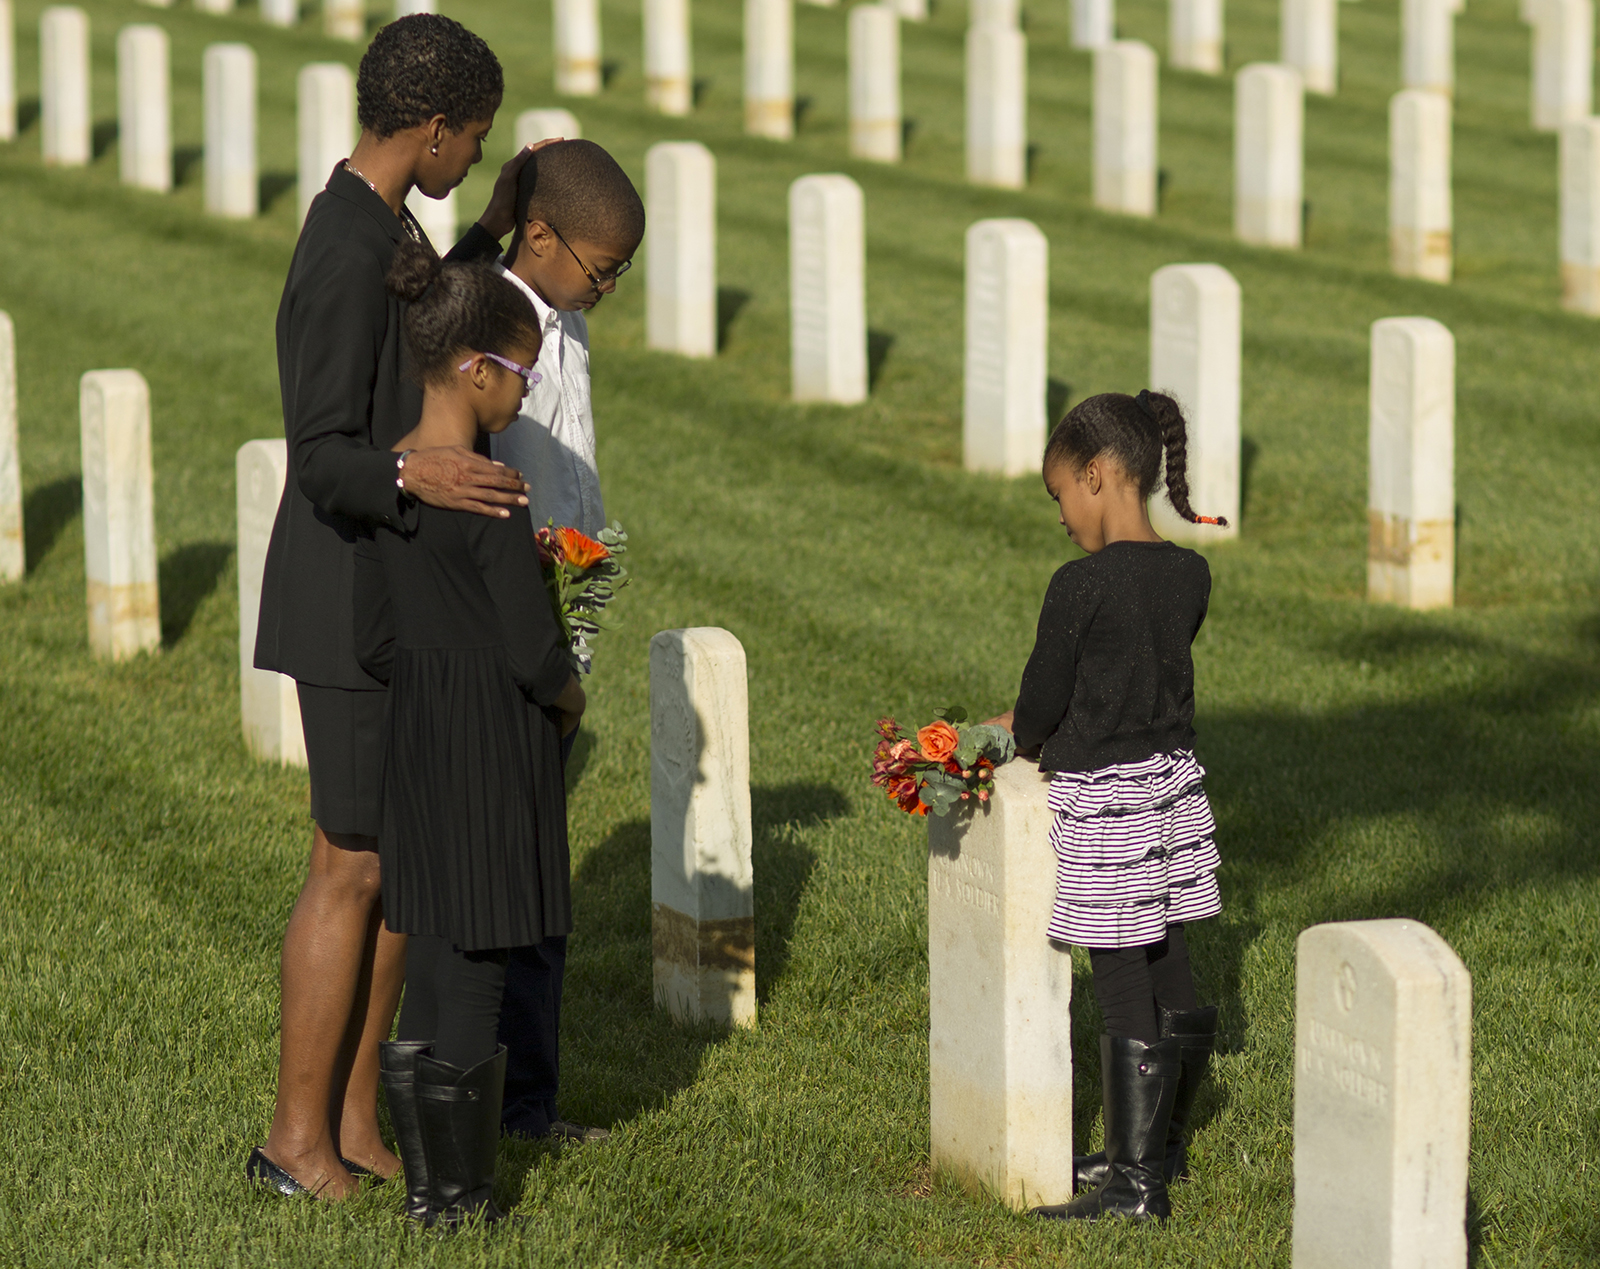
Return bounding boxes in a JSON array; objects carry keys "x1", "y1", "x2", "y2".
[
  {"x1": 1367, "y1": 512, "x2": 1453, "y2": 608},
  {"x1": 87, "y1": 579, "x2": 160, "y2": 659},
  {"x1": 745, "y1": 100, "x2": 792, "y2": 138},
  {"x1": 1390, "y1": 227, "x2": 1452, "y2": 282},
  {"x1": 653, "y1": 902, "x2": 757, "y2": 1026},
  {"x1": 1560, "y1": 262, "x2": 1600, "y2": 313}
]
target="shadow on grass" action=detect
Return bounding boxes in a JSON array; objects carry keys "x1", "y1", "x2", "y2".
[
  {"x1": 258, "y1": 172, "x2": 296, "y2": 213},
  {"x1": 1071, "y1": 616, "x2": 1600, "y2": 1162},
  {"x1": 24, "y1": 477, "x2": 80, "y2": 574},
  {"x1": 92, "y1": 119, "x2": 118, "y2": 160},
  {"x1": 716, "y1": 287, "x2": 751, "y2": 352},
  {"x1": 174, "y1": 146, "x2": 203, "y2": 187},
  {"x1": 560, "y1": 783, "x2": 841, "y2": 1131},
  {"x1": 867, "y1": 331, "x2": 894, "y2": 394},
  {"x1": 159, "y1": 541, "x2": 233, "y2": 644},
  {"x1": 17, "y1": 97, "x2": 39, "y2": 134}
]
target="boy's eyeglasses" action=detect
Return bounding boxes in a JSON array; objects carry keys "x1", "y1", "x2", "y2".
[
  {"x1": 459, "y1": 352, "x2": 542, "y2": 388},
  {"x1": 548, "y1": 222, "x2": 633, "y2": 292}
]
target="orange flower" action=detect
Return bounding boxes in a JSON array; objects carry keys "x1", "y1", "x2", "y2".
[
  {"x1": 917, "y1": 720, "x2": 960, "y2": 764},
  {"x1": 556, "y1": 526, "x2": 611, "y2": 570}
]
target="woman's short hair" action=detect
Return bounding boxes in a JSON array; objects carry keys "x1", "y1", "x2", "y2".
[{"x1": 357, "y1": 15, "x2": 504, "y2": 139}]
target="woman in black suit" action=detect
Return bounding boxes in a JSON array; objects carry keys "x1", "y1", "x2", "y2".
[{"x1": 248, "y1": 14, "x2": 553, "y2": 1199}]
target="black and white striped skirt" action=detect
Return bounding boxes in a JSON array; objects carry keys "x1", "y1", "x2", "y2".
[{"x1": 1045, "y1": 749, "x2": 1222, "y2": 949}]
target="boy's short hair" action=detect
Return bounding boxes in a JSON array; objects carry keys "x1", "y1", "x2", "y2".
[
  {"x1": 514, "y1": 141, "x2": 646, "y2": 250},
  {"x1": 357, "y1": 15, "x2": 504, "y2": 138}
]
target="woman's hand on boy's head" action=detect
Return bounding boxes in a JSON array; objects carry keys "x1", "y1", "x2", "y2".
[
  {"x1": 477, "y1": 139, "x2": 565, "y2": 240},
  {"x1": 401, "y1": 446, "x2": 530, "y2": 518}
]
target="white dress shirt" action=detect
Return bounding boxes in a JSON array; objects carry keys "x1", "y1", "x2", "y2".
[{"x1": 490, "y1": 264, "x2": 605, "y2": 538}]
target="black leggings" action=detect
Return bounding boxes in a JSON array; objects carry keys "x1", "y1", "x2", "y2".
[
  {"x1": 1088, "y1": 923, "x2": 1198, "y2": 1044},
  {"x1": 396, "y1": 934, "x2": 509, "y2": 1069}
]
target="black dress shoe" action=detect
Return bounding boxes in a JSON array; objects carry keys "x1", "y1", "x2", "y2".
[
  {"x1": 245, "y1": 1147, "x2": 309, "y2": 1197},
  {"x1": 340, "y1": 1157, "x2": 388, "y2": 1182},
  {"x1": 548, "y1": 1120, "x2": 610, "y2": 1145}
]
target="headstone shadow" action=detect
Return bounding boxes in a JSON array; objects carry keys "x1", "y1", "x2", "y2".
[
  {"x1": 600, "y1": 59, "x2": 623, "y2": 88},
  {"x1": 866, "y1": 330, "x2": 894, "y2": 393},
  {"x1": 17, "y1": 97, "x2": 40, "y2": 134},
  {"x1": 1046, "y1": 377, "x2": 1072, "y2": 426},
  {"x1": 23, "y1": 477, "x2": 81, "y2": 574},
  {"x1": 716, "y1": 286, "x2": 751, "y2": 352},
  {"x1": 691, "y1": 76, "x2": 713, "y2": 107},
  {"x1": 158, "y1": 541, "x2": 233, "y2": 645},
  {"x1": 751, "y1": 781, "x2": 844, "y2": 996},
  {"x1": 1239, "y1": 435, "x2": 1259, "y2": 522},
  {"x1": 258, "y1": 171, "x2": 296, "y2": 212},
  {"x1": 793, "y1": 95, "x2": 813, "y2": 132},
  {"x1": 92, "y1": 119, "x2": 118, "y2": 160},
  {"x1": 901, "y1": 118, "x2": 918, "y2": 155},
  {"x1": 174, "y1": 145, "x2": 203, "y2": 187}
]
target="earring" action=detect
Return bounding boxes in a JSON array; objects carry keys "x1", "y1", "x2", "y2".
[{"x1": 431, "y1": 145, "x2": 439, "y2": 155}]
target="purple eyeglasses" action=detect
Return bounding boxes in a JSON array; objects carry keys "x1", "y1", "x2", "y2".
[{"x1": 459, "y1": 352, "x2": 542, "y2": 388}]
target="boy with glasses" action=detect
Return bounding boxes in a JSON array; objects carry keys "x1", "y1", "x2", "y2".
[{"x1": 451, "y1": 138, "x2": 645, "y2": 1143}]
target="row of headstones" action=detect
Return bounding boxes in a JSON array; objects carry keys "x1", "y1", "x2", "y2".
[
  {"x1": 10, "y1": 6, "x2": 581, "y2": 245},
  {"x1": 931, "y1": 761, "x2": 1472, "y2": 1265},
  {"x1": 132, "y1": 0, "x2": 428, "y2": 41}
]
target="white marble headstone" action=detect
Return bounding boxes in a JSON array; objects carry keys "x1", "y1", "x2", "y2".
[
  {"x1": 895, "y1": 0, "x2": 928, "y2": 19},
  {"x1": 1072, "y1": 0, "x2": 1114, "y2": 48},
  {"x1": 850, "y1": 4, "x2": 901, "y2": 162},
  {"x1": 646, "y1": 140, "x2": 717, "y2": 359},
  {"x1": 963, "y1": 218, "x2": 1047, "y2": 477},
  {"x1": 650, "y1": 628, "x2": 755, "y2": 1028},
  {"x1": 789, "y1": 174, "x2": 867, "y2": 403},
  {"x1": 1281, "y1": 0, "x2": 1337, "y2": 95},
  {"x1": 1401, "y1": 0, "x2": 1453, "y2": 95},
  {"x1": 117, "y1": 25, "x2": 171, "y2": 193},
  {"x1": 237, "y1": 441, "x2": 307, "y2": 766},
  {"x1": 1530, "y1": 0, "x2": 1592, "y2": 131},
  {"x1": 0, "y1": 0, "x2": 16, "y2": 143},
  {"x1": 1560, "y1": 118, "x2": 1600, "y2": 313},
  {"x1": 406, "y1": 187, "x2": 459, "y2": 255},
  {"x1": 745, "y1": 0, "x2": 794, "y2": 139},
  {"x1": 81, "y1": 370, "x2": 160, "y2": 661},
  {"x1": 516, "y1": 108, "x2": 582, "y2": 148},
  {"x1": 204, "y1": 43, "x2": 257, "y2": 219},
  {"x1": 260, "y1": 0, "x2": 297, "y2": 28},
  {"x1": 1293, "y1": 919, "x2": 1470, "y2": 1269},
  {"x1": 40, "y1": 6, "x2": 89, "y2": 167},
  {"x1": 1235, "y1": 63, "x2": 1304, "y2": 248},
  {"x1": 1170, "y1": 0, "x2": 1222, "y2": 73},
  {"x1": 1094, "y1": 41, "x2": 1159, "y2": 217},
  {"x1": 555, "y1": 0, "x2": 602, "y2": 96},
  {"x1": 395, "y1": 0, "x2": 433, "y2": 14},
  {"x1": 1389, "y1": 89, "x2": 1452, "y2": 283},
  {"x1": 1149, "y1": 264, "x2": 1240, "y2": 542},
  {"x1": 966, "y1": 23, "x2": 1026, "y2": 188},
  {"x1": 0, "y1": 312, "x2": 19, "y2": 583},
  {"x1": 971, "y1": 0, "x2": 1018, "y2": 26},
  {"x1": 297, "y1": 63, "x2": 354, "y2": 227},
  {"x1": 194, "y1": 0, "x2": 234, "y2": 16},
  {"x1": 324, "y1": 0, "x2": 363, "y2": 41},
  {"x1": 645, "y1": 0, "x2": 692, "y2": 115},
  {"x1": 929, "y1": 762, "x2": 1072, "y2": 1209},
  {"x1": 1368, "y1": 316, "x2": 1454, "y2": 609}
]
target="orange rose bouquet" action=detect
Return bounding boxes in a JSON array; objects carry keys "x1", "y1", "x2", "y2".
[
  {"x1": 533, "y1": 520, "x2": 630, "y2": 671},
  {"x1": 870, "y1": 707, "x2": 1015, "y2": 817}
]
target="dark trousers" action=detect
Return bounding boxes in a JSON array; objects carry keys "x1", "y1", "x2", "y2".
[
  {"x1": 1087, "y1": 922, "x2": 1198, "y2": 1043},
  {"x1": 396, "y1": 935, "x2": 509, "y2": 1069},
  {"x1": 495, "y1": 722, "x2": 579, "y2": 1136}
]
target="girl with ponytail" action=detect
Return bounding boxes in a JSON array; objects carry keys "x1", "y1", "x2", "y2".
[
  {"x1": 349, "y1": 240, "x2": 587, "y2": 1228},
  {"x1": 991, "y1": 390, "x2": 1225, "y2": 1225}
]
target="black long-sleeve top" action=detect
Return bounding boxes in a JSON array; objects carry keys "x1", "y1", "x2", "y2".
[
  {"x1": 352, "y1": 503, "x2": 572, "y2": 708},
  {"x1": 253, "y1": 164, "x2": 500, "y2": 689},
  {"x1": 1012, "y1": 540, "x2": 1211, "y2": 774}
]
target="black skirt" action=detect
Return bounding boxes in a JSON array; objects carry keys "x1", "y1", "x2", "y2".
[{"x1": 379, "y1": 645, "x2": 572, "y2": 951}]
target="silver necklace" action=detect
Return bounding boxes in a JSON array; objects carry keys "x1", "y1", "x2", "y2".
[{"x1": 343, "y1": 161, "x2": 423, "y2": 245}]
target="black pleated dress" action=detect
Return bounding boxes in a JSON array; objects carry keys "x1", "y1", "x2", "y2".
[{"x1": 353, "y1": 503, "x2": 575, "y2": 952}]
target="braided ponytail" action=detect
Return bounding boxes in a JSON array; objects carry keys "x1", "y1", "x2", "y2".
[{"x1": 1043, "y1": 390, "x2": 1229, "y2": 528}]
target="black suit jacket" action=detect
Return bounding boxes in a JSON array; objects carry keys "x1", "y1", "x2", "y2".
[{"x1": 254, "y1": 165, "x2": 500, "y2": 689}]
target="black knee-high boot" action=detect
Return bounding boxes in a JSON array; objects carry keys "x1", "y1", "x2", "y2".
[
  {"x1": 1034, "y1": 1035, "x2": 1182, "y2": 1222},
  {"x1": 415, "y1": 1045, "x2": 509, "y2": 1228},
  {"x1": 379, "y1": 1040, "x2": 434, "y2": 1223},
  {"x1": 1073, "y1": 1005, "x2": 1218, "y2": 1193}
]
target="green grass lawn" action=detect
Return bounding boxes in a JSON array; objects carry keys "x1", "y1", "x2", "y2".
[{"x1": 1, "y1": 0, "x2": 1598, "y2": 1261}]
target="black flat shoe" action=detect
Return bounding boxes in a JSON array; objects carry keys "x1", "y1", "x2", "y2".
[
  {"x1": 340, "y1": 1157, "x2": 389, "y2": 1182},
  {"x1": 246, "y1": 1147, "x2": 309, "y2": 1197}
]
